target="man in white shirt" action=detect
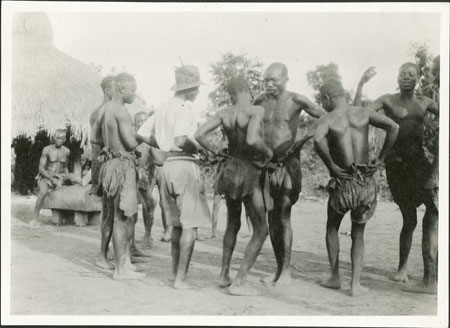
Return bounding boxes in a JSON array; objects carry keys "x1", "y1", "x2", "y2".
[{"x1": 138, "y1": 65, "x2": 211, "y2": 289}]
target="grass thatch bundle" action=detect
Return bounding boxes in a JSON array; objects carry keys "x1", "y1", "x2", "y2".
[{"x1": 12, "y1": 13, "x2": 150, "y2": 141}]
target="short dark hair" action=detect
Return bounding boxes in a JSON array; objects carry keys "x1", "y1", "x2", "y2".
[
  {"x1": 114, "y1": 73, "x2": 136, "y2": 90},
  {"x1": 319, "y1": 78, "x2": 345, "y2": 98},
  {"x1": 226, "y1": 77, "x2": 250, "y2": 96},
  {"x1": 399, "y1": 62, "x2": 419, "y2": 75},
  {"x1": 100, "y1": 76, "x2": 115, "y2": 91}
]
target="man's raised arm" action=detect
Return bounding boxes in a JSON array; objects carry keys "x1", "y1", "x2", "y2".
[
  {"x1": 353, "y1": 67, "x2": 377, "y2": 106},
  {"x1": 365, "y1": 95, "x2": 386, "y2": 113},
  {"x1": 293, "y1": 94, "x2": 325, "y2": 118}
]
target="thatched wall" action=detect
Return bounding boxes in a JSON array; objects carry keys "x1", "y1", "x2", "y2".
[{"x1": 12, "y1": 13, "x2": 150, "y2": 141}]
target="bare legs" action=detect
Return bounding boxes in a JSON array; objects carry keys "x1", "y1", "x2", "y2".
[
  {"x1": 401, "y1": 199, "x2": 438, "y2": 294},
  {"x1": 211, "y1": 193, "x2": 222, "y2": 238},
  {"x1": 139, "y1": 188, "x2": 156, "y2": 247},
  {"x1": 171, "y1": 226, "x2": 197, "y2": 289},
  {"x1": 30, "y1": 181, "x2": 49, "y2": 226},
  {"x1": 320, "y1": 205, "x2": 344, "y2": 289},
  {"x1": 320, "y1": 205, "x2": 368, "y2": 296},
  {"x1": 393, "y1": 203, "x2": 417, "y2": 283},
  {"x1": 264, "y1": 193, "x2": 294, "y2": 286},
  {"x1": 112, "y1": 195, "x2": 145, "y2": 280},
  {"x1": 95, "y1": 195, "x2": 114, "y2": 269},
  {"x1": 219, "y1": 187, "x2": 269, "y2": 296},
  {"x1": 219, "y1": 198, "x2": 242, "y2": 287}
]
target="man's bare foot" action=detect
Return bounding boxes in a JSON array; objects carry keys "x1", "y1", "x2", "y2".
[
  {"x1": 107, "y1": 251, "x2": 114, "y2": 261},
  {"x1": 29, "y1": 219, "x2": 43, "y2": 227},
  {"x1": 173, "y1": 279, "x2": 197, "y2": 289},
  {"x1": 218, "y1": 275, "x2": 232, "y2": 288},
  {"x1": 130, "y1": 247, "x2": 151, "y2": 257},
  {"x1": 320, "y1": 276, "x2": 342, "y2": 289},
  {"x1": 392, "y1": 269, "x2": 409, "y2": 283},
  {"x1": 261, "y1": 274, "x2": 276, "y2": 284},
  {"x1": 113, "y1": 269, "x2": 145, "y2": 280},
  {"x1": 273, "y1": 272, "x2": 292, "y2": 286},
  {"x1": 229, "y1": 282, "x2": 265, "y2": 296},
  {"x1": 400, "y1": 282, "x2": 437, "y2": 295},
  {"x1": 141, "y1": 236, "x2": 153, "y2": 248},
  {"x1": 160, "y1": 236, "x2": 171, "y2": 243},
  {"x1": 95, "y1": 257, "x2": 114, "y2": 270},
  {"x1": 349, "y1": 284, "x2": 369, "y2": 297}
]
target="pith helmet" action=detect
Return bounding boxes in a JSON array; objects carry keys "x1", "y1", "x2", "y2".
[{"x1": 170, "y1": 65, "x2": 204, "y2": 91}]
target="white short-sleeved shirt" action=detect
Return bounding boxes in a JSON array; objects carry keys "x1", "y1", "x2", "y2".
[{"x1": 138, "y1": 97, "x2": 197, "y2": 152}]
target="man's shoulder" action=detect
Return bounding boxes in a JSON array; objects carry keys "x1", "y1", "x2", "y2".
[
  {"x1": 62, "y1": 145, "x2": 70, "y2": 153},
  {"x1": 42, "y1": 145, "x2": 52, "y2": 153},
  {"x1": 253, "y1": 93, "x2": 267, "y2": 105}
]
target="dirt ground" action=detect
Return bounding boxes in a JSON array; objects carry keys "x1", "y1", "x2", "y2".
[{"x1": 9, "y1": 192, "x2": 436, "y2": 316}]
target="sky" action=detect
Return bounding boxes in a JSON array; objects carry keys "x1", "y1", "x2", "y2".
[{"x1": 46, "y1": 11, "x2": 440, "y2": 118}]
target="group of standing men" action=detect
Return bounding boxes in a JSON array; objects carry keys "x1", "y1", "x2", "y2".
[{"x1": 86, "y1": 59, "x2": 438, "y2": 296}]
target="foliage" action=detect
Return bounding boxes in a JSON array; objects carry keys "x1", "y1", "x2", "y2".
[
  {"x1": 306, "y1": 63, "x2": 352, "y2": 105},
  {"x1": 410, "y1": 42, "x2": 439, "y2": 159},
  {"x1": 207, "y1": 52, "x2": 264, "y2": 116}
]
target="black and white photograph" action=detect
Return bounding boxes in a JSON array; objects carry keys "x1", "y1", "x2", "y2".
[{"x1": 1, "y1": 2, "x2": 448, "y2": 326}]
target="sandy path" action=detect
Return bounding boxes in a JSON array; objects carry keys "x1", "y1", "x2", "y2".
[{"x1": 9, "y1": 194, "x2": 436, "y2": 315}]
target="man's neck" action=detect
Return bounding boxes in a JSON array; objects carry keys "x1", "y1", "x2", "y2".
[
  {"x1": 112, "y1": 94, "x2": 125, "y2": 105},
  {"x1": 101, "y1": 95, "x2": 111, "y2": 106},
  {"x1": 234, "y1": 96, "x2": 251, "y2": 108},
  {"x1": 399, "y1": 89, "x2": 415, "y2": 100},
  {"x1": 331, "y1": 99, "x2": 348, "y2": 113}
]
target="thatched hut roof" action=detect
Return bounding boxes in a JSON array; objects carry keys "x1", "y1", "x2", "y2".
[{"x1": 12, "y1": 13, "x2": 149, "y2": 141}]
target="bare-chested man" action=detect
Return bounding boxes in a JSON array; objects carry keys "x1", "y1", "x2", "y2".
[
  {"x1": 195, "y1": 77, "x2": 273, "y2": 295},
  {"x1": 254, "y1": 62, "x2": 325, "y2": 286},
  {"x1": 90, "y1": 76, "x2": 115, "y2": 264},
  {"x1": 30, "y1": 129, "x2": 71, "y2": 226},
  {"x1": 91, "y1": 72, "x2": 145, "y2": 280},
  {"x1": 362, "y1": 63, "x2": 439, "y2": 294},
  {"x1": 89, "y1": 76, "x2": 115, "y2": 195},
  {"x1": 314, "y1": 78, "x2": 399, "y2": 296}
]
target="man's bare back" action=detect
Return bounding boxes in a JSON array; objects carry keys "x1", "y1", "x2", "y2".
[
  {"x1": 219, "y1": 104, "x2": 269, "y2": 162},
  {"x1": 320, "y1": 106, "x2": 371, "y2": 168}
]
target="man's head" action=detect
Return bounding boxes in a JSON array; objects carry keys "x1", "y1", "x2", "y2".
[
  {"x1": 264, "y1": 62, "x2": 289, "y2": 96},
  {"x1": 53, "y1": 129, "x2": 67, "y2": 148},
  {"x1": 114, "y1": 73, "x2": 137, "y2": 104},
  {"x1": 101, "y1": 76, "x2": 115, "y2": 100},
  {"x1": 226, "y1": 77, "x2": 250, "y2": 104},
  {"x1": 134, "y1": 111, "x2": 149, "y2": 130},
  {"x1": 171, "y1": 65, "x2": 203, "y2": 102},
  {"x1": 319, "y1": 78, "x2": 346, "y2": 112},
  {"x1": 397, "y1": 62, "x2": 419, "y2": 92}
]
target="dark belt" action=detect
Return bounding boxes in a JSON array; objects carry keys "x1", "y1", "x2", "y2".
[{"x1": 166, "y1": 151, "x2": 195, "y2": 159}]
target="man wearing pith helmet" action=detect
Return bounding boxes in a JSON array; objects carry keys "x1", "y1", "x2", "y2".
[{"x1": 137, "y1": 64, "x2": 211, "y2": 289}]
